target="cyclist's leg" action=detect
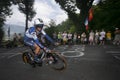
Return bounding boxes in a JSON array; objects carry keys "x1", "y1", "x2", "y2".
[
  {"x1": 34, "y1": 43, "x2": 41, "y2": 55},
  {"x1": 24, "y1": 40, "x2": 40, "y2": 59},
  {"x1": 33, "y1": 43, "x2": 44, "y2": 64},
  {"x1": 24, "y1": 40, "x2": 41, "y2": 54}
]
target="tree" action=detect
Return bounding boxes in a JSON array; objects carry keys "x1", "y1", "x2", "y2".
[
  {"x1": 54, "y1": 0, "x2": 94, "y2": 33},
  {"x1": 45, "y1": 19, "x2": 57, "y2": 38},
  {"x1": 89, "y1": 0, "x2": 120, "y2": 32},
  {"x1": 56, "y1": 19, "x2": 75, "y2": 33},
  {"x1": 0, "y1": 0, "x2": 13, "y2": 43},
  {"x1": 17, "y1": 0, "x2": 36, "y2": 31}
]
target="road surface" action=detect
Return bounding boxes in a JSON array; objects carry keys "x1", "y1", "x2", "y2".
[{"x1": 0, "y1": 45, "x2": 120, "y2": 80}]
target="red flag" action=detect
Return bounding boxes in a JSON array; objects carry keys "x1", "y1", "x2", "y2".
[
  {"x1": 84, "y1": 18, "x2": 89, "y2": 31},
  {"x1": 88, "y1": 8, "x2": 93, "y2": 21}
]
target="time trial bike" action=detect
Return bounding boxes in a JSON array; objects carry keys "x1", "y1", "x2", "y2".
[{"x1": 22, "y1": 46, "x2": 67, "y2": 71}]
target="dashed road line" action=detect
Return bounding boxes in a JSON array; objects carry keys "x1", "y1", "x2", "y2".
[
  {"x1": 106, "y1": 50, "x2": 120, "y2": 61},
  {"x1": 106, "y1": 51, "x2": 120, "y2": 54}
]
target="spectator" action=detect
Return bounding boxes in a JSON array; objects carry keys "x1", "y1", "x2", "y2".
[
  {"x1": 57, "y1": 32, "x2": 62, "y2": 44},
  {"x1": 106, "y1": 31, "x2": 112, "y2": 44},
  {"x1": 13, "y1": 33, "x2": 18, "y2": 47},
  {"x1": 13, "y1": 33, "x2": 18, "y2": 42},
  {"x1": 113, "y1": 28, "x2": 120, "y2": 45},
  {"x1": 95, "y1": 30, "x2": 99, "y2": 45},
  {"x1": 89, "y1": 30, "x2": 95, "y2": 45},
  {"x1": 81, "y1": 32, "x2": 87, "y2": 44},
  {"x1": 62, "y1": 31, "x2": 68, "y2": 45},
  {"x1": 53, "y1": 32, "x2": 57, "y2": 42},
  {"x1": 73, "y1": 32, "x2": 77, "y2": 45},
  {"x1": 99, "y1": 29, "x2": 106, "y2": 45},
  {"x1": 17, "y1": 33, "x2": 23, "y2": 46},
  {"x1": 68, "y1": 32, "x2": 73, "y2": 45},
  {"x1": 77, "y1": 34, "x2": 81, "y2": 44}
]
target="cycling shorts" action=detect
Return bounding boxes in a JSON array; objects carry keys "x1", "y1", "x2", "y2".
[{"x1": 24, "y1": 40, "x2": 35, "y2": 47}]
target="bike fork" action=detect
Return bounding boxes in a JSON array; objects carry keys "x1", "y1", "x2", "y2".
[{"x1": 28, "y1": 53, "x2": 34, "y2": 61}]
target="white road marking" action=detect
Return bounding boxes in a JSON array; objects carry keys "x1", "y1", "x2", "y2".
[
  {"x1": 0, "y1": 56, "x2": 5, "y2": 59},
  {"x1": 61, "y1": 45, "x2": 85, "y2": 58},
  {"x1": 106, "y1": 51, "x2": 120, "y2": 54},
  {"x1": 114, "y1": 56, "x2": 120, "y2": 60},
  {"x1": 106, "y1": 50, "x2": 120, "y2": 61},
  {"x1": 75, "y1": 47, "x2": 85, "y2": 51},
  {"x1": 7, "y1": 53, "x2": 22, "y2": 59},
  {"x1": 112, "y1": 54, "x2": 120, "y2": 55},
  {"x1": 61, "y1": 51, "x2": 84, "y2": 58},
  {"x1": 0, "y1": 45, "x2": 85, "y2": 59}
]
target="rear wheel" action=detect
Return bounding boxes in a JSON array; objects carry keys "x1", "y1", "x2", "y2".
[{"x1": 48, "y1": 52, "x2": 67, "y2": 71}]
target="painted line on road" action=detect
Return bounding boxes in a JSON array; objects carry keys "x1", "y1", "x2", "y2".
[
  {"x1": 114, "y1": 56, "x2": 120, "y2": 60},
  {"x1": 0, "y1": 56, "x2": 5, "y2": 59},
  {"x1": 61, "y1": 51, "x2": 84, "y2": 58},
  {"x1": 112, "y1": 54, "x2": 120, "y2": 55},
  {"x1": 7, "y1": 53, "x2": 22, "y2": 59},
  {"x1": 75, "y1": 48, "x2": 85, "y2": 51},
  {"x1": 106, "y1": 51, "x2": 120, "y2": 54},
  {"x1": 0, "y1": 52, "x2": 17, "y2": 55}
]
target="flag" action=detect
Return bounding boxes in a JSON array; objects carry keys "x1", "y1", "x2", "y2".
[
  {"x1": 84, "y1": 8, "x2": 93, "y2": 31},
  {"x1": 88, "y1": 8, "x2": 93, "y2": 21},
  {"x1": 8, "y1": 26, "x2": 10, "y2": 38},
  {"x1": 84, "y1": 18, "x2": 89, "y2": 31}
]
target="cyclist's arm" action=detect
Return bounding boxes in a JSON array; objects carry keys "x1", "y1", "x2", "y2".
[
  {"x1": 41, "y1": 30, "x2": 54, "y2": 44},
  {"x1": 32, "y1": 32, "x2": 45, "y2": 49}
]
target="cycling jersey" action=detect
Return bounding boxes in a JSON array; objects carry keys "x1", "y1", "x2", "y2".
[{"x1": 24, "y1": 26, "x2": 54, "y2": 48}]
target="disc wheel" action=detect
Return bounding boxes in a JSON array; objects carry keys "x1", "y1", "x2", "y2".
[{"x1": 48, "y1": 52, "x2": 67, "y2": 71}]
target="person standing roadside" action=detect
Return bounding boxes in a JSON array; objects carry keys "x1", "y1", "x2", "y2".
[
  {"x1": 68, "y1": 32, "x2": 73, "y2": 45},
  {"x1": 73, "y1": 32, "x2": 77, "y2": 45},
  {"x1": 89, "y1": 30, "x2": 95, "y2": 45},
  {"x1": 62, "y1": 31, "x2": 68, "y2": 45},
  {"x1": 106, "y1": 31, "x2": 112, "y2": 44},
  {"x1": 95, "y1": 30, "x2": 99, "y2": 45},
  {"x1": 57, "y1": 32, "x2": 62, "y2": 44},
  {"x1": 99, "y1": 29, "x2": 106, "y2": 45},
  {"x1": 81, "y1": 32, "x2": 87, "y2": 44},
  {"x1": 53, "y1": 32, "x2": 57, "y2": 42},
  {"x1": 113, "y1": 28, "x2": 120, "y2": 45}
]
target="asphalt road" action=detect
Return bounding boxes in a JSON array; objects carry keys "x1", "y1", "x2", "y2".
[{"x1": 0, "y1": 45, "x2": 120, "y2": 80}]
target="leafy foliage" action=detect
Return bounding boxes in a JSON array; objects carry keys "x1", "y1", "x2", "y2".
[
  {"x1": 89, "y1": 0, "x2": 120, "y2": 32},
  {"x1": 17, "y1": 0, "x2": 36, "y2": 31},
  {"x1": 0, "y1": 0, "x2": 13, "y2": 43},
  {"x1": 45, "y1": 19, "x2": 57, "y2": 37},
  {"x1": 54, "y1": 0, "x2": 94, "y2": 33},
  {"x1": 54, "y1": 0, "x2": 120, "y2": 34},
  {"x1": 56, "y1": 19, "x2": 76, "y2": 33}
]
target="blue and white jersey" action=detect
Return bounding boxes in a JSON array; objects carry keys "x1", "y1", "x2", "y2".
[{"x1": 24, "y1": 26, "x2": 54, "y2": 48}]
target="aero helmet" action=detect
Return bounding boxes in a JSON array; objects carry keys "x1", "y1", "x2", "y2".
[{"x1": 34, "y1": 18, "x2": 44, "y2": 28}]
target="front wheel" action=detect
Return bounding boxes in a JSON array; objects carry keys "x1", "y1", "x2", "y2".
[
  {"x1": 22, "y1": 52, "x2": 36, "y2": 67},
  {"x1": 22, "y1": 52, "x2": 30, "y2": 63},
  {"x1": 48, "y1": 52, "x2": 67, "y2": 71}
]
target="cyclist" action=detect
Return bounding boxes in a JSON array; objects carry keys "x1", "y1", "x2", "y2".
[{"x1": 24, "y1": 18, "x2": 56, "y2": 63}]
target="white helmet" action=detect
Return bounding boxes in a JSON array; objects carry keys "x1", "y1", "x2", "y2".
[{"x1": 34, "y1": 18, "x2": 44, "y2": 28}]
